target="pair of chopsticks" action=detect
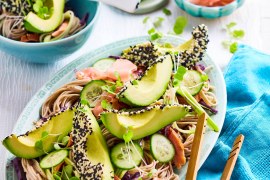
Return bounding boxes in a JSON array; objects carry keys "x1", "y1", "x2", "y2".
[{"x1": 186, "y1": 113, "x2": 244, "y2": 180}]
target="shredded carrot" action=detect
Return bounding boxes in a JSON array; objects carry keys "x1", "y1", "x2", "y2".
[
  {"x1": 114, "y1": 175, "x2": 121, "y2": 180},
  {"x1": 52, "y1": 21, "x2": 69, "y2": 37},
  {"x1": 194, "y1": 94, "x2": 201, "y2": 102},
  {"x1": 66, "y1": 135, "x2": 73, "y2": 147},
  {"x1": 167, "y1": 127, "x2": 186, "y2": 169},
  {"x1": 20, "y1": 33, "x2": 40, "y2": 42},
  {"x1": 53, "y1": 161, "x2": 64, "y2": 172}
]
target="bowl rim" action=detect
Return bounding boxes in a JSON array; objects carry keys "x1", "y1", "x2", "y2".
[
  {"x1": 179, "y1": 0, "x2": 239, "y2": 9},
  {"x1": 0, "y1": 1, "x2": 100, "y2": 47}
]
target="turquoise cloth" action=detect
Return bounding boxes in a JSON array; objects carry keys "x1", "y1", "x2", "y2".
[{"x1": 198, "y1": 45, "x2": 270, "y2": 179}]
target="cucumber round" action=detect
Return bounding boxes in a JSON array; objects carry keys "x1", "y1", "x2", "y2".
[
  {"x1": 80, "y1": 80, "x2": 106, "y2": 107},
  {"x1": 93, "y1": 58, "x2": 116, "y2": 72},
  {"x1": 181, "y1": 70, "x2": 204, "y2": 95},
  {"x1": 150, "y1": 134, "x2": 175, "y2": 163},
  {"x1": 110, "y1": 142, "x2": 143, "y2": 170},
  {"x1": 40, "y1": 149, "x2": 68, "y2": 169}
]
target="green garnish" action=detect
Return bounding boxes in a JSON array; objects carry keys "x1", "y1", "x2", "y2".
[
  {"x1": 143, "y1": 16, "x2": 150, "y2": 24},
  {"x1": 230, "y1": 42, "x2": 238, "y2": 53},
  {"x1": 132, "y1": 80, "x2": 138, "y2": 85},
  {"x1": 114, "y1": 71, "x2": 123, "y2": 87},
  {"x1": 173, "y1": 16, "x2": 188, "y2": 35},
  {"x1": 174, "y1": 66, "x2": 187, "y2": 85},
  {"x1": 123, "y1": 129, "x2": 133, "y2": 143},
  {"x1": 162, "y1": 8, "x2": 171, "y2": 16},
  {"x1": 34, "y1": 131, "x2": 49, "y2": 152},
  {"x1": 148, "y1": 28, "x2": 155, "y2": 35},
  {"x1": 101, "y1": 100, "x2": 113, "y2": 110},
  {"x1": 61, "y1": 136, "x2": 70, "y2": 146},
  {"x1": 102, "y1": 85, "x2": 116, "y2": 95},
  {"x1": 150, "y1": 32, "x2": 163, "y2": 41},
  {"x1": 201, "y1": 74, "x2": 209, "y2": 81},
  {"x1": 80, "y1": 99, "x2": 88, "y2": 105},
  {"x1": 222, "y1": 22, "x2": 245, "y2": 54},
  {"x1": 33, "y1": 0, "x2": 51, "y2": 19},
  {"x1": 153, "y1": 17, "x2": 164, "y2": 28}
]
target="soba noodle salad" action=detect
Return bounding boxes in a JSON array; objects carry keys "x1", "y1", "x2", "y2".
[
  {"x1": 0, "y1": 0, "x2": 88, "y2": 42},
  {"x1": 3, "y1": 25, "x2": 219, "y2": 180}
]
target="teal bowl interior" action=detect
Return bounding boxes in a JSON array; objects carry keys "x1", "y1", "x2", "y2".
[
  {"x1": 175, "y1": 0, "x2": 245, "y2": 19},
  {"x1": 0, "y1": 0, "x2": 100, "y2": 63}
]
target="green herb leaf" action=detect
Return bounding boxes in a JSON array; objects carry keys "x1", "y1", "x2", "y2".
[
  {"x1": 232, "y1": 29, "x2": 245, "y2": 39},
  {"x1": 143, "y1": 16, "x2": 150, "y2": 24},
  {"x1": 226, "y1": 22, "x2": 236, "y2": 29},
  {"x1": 123, "y1": 129, "x2": 133, "y2": 143},
  {"x1": 41, "y1": 131, "x2": 49, "y2": 138},
  {"x1": 163, "y1": 8, "x2": 171, "y2": 16},
  {"x1": 62, "y1": 136, "x2": 70, "y2": 146},
  {"x1": 153, "y1": 17, "x2": 164, "y2": 28},
  {"x1": 174, "y1": 66, "x2": 187, "y2": 81},
  {"x1": 80, "y1": 99, "x2": 88, "y2": 105},
  {"x1": 164, "y1": 42, "x2": 172, "y2": 48},
  {"x1": 54, "y1": 143, "x2": 61, "y2": 150},
  {"x1": 101, "y1": 100, "x2": 113, "y2": 110},
  {"x1": 114, "y1": 71, "x2": 123, "y2": 87},
  {"x1": 201, "y1": 74, "x2": 208, "y2": 81},
  {"x1": 173, "y1": 16, "x2": 188, "y2": 35},
  {"x1": 230, "y1": 42, "x2": 238, "y2": 53},
  {"x1": 132, "y1": 80, "x2": 138, "y2": 85},
  {"x1": 53, "y1": 174, "x2": 61, "y2": 180},
  {"x1": 102, "y1": 85, "x2": 116, "y2": 95},
  {"x1": 148, "y1": 28, "x2": 155, "y2": 35},
  {"x1": 150, "y1": 32, "x2": 163, "y2": 41},
  {"x1": 35, "y1": 140, "x2": 43, "y2": 151}
]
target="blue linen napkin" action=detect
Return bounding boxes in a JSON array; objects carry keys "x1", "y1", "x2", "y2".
[{"x1": 198, "y1": 44, "x2": 270, "y2": 179}]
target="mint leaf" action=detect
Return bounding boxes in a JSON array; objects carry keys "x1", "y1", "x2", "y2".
[
  {"x1": 123, "y1": 129, "x2": 133, "y2": 143},
  {"x1": 101, "y1": 100, "x2": 112, "y2": 110},
  {"x1": 173, "y1": 16, "x2": 188, "y2": 35},
  {"x1": 230, "y1": 42, "x2": 238, "y2": 53},
  {"x1": 163, "y1": 8, "x2": 171, "y2": 16},
  {"x1": 148, "y1": 28, "x2": 155, "y2": 35},
  {"x1": 153, "y1": 17, "x2": 164, "y2": 28},
  {"x1": 143, "y1": 16, "x2": 150, "y2": 24},
  {"x1": 232, "y1": 30, "x2": 245, "y2": 39}
]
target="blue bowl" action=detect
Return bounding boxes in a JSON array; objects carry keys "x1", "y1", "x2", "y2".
[
  {"x1": 0, "y1": 0, "x2": 100, "y2": 63},
  {"x1": 175, "y1": 0, "x2": 245, "y2": 19}
]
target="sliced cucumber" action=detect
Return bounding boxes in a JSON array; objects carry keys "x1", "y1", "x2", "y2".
[
  {"x1": 40, "y1": 149, "x2": 68, "y2": 169},
  {"x1": 80, "y1": 80, "x2": 106, "y2": 107},
  {"x1": 110, "y1": 142, "x2": 143, "y2": 170},
  {"x1": 93, "y1": 58, "x2": 116, "y2": 72},
  {"x1": 180, "y1": 70, "x2": 204, "y2": 95},
  {"x1": 150, "y1": 134, "x2": 175, "y2": 163}
]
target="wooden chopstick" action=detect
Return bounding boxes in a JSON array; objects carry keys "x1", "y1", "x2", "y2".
[
  {"x1": 186, "y1": 113, "x2": 207, "y2": 180},
  {"x1": 221, "y1": 134, "x2": 245, "y2": 180}
]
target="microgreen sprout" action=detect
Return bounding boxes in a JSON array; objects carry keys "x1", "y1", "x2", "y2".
[
  {"x1": 173, "y1": 16, "x2": 188, "y2": 35},
  {"x1": 162, "y1": 8, "x2": 171, "y2": 16},
  {"x1": 101, "y1": 99, "x2": 113, "y2": 110}
]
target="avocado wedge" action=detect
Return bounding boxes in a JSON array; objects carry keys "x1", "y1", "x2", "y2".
[
  {"x1": 101, "y1": 104, "x2": 190, "y2": 140},
  {"x1": 119, "y1": 55, "x2": 173, "y2": 106},
  {"x1": 2, "y1": 109, "x2": 74, "y2": 159},
  {"x1": 72, "y1": 104, "x2": 114, "y2": 180},
  {"x1": 24, "y1": 0, "x2": 65, "y2": 33}
]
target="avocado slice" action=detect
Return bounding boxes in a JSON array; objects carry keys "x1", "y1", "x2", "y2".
[
  {"x1": 72, "y1": 104, "x2": 114, "y2": 180},
  {"x1": 24, "y1": 0, "x2": 65, "y2": 33},
  {"x1": 101, "y1": 104, "x2": 190, "y2": 140},
  {"x1": 119, "y1": 55, "x2": 173, "y2": 106},
  {"x1": 2, "y1": 109, "x2": 74, "y2": 159}
]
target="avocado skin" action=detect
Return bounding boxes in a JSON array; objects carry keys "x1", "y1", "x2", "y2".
[{"x1": 2, "y1": 109, "x2": 74, "y2": 159}]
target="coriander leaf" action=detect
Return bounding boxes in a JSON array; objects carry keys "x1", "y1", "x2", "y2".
[
  {"x1": 163, "y1": 8, "x2": 171, "y2": 16},
  {"x1": 41, "y1": 131, "x2": 49, "y2": 138},
  {"x1": 226, "y1": 22, "x2": 236, "y2": 29},
  {"x1": 232, "y1": 29, "x2": 245, "y2": 39},
  {"x1": 143, "y1": 16, "x2": 150, "y2": 24},
  {"x1": 150, "y1": 32, "x2": 163, "y2": 41},
  {"x1": 148, "y1": 28, "x2": 155, "y2": 35},
  {"x1": 123, "y1": 129, "x2": 133, "y2": 143},
  {"x1": 101, "y1": 100, "x2": 112, "y2": 110},
  {"x1": 230, "y1": 42, "x2": 238, "y2": 53},
  {"x1": 153, "y1": 17, "x2": 164, "y2": 28},
  {"x1": 173, "y1": 16, "x2": 188, "y2": 35}
]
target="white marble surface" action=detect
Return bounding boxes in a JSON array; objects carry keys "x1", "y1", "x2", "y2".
[{"x1": 1, "y1": 0, "x2": 270, "y2": 178}]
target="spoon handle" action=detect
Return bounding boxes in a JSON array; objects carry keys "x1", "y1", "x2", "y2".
[{"x1": 221, "y1": 134, "x2": 245, "y2": 180}]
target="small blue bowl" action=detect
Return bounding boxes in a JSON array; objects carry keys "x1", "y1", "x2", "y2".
[
  {"x1": 0, "y1": 0, "x2": 100, "y2": 63},
  {"x1": 175, "y1": 0, "x2": 245, "y2": 19}
]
